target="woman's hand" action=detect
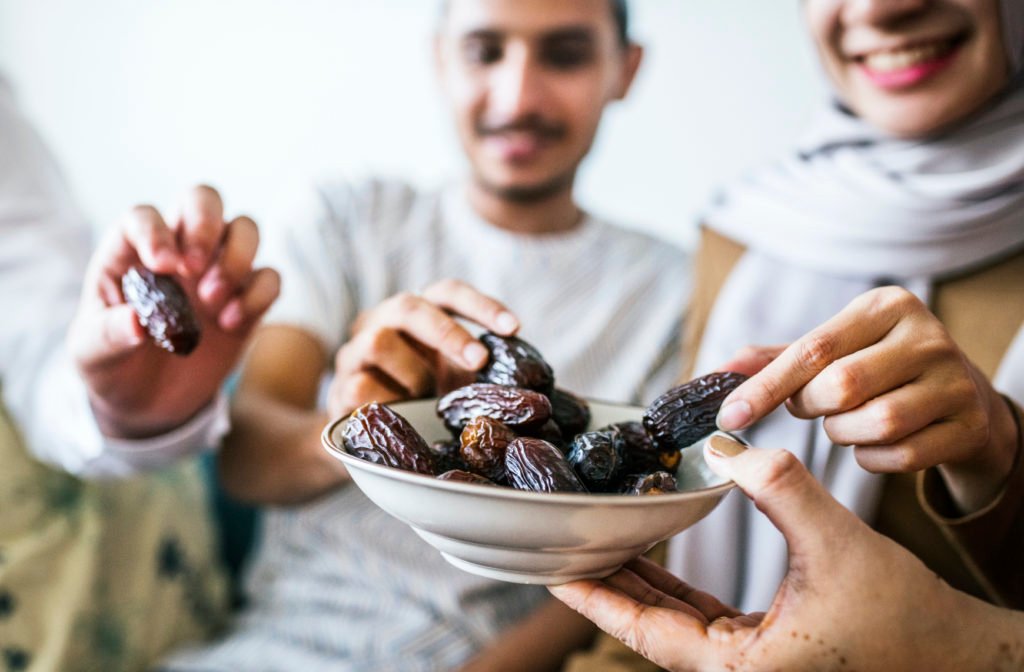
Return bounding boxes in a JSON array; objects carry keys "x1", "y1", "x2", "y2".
[
  {"x1": 716, "y1": 286, "x2": 1019, "y2": 512},
  {"x1": 550, "y1": 438, "x2": 1018, "y2": 672}
]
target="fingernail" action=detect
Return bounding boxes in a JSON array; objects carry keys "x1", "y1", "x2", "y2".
[
  {"x1": 717, "y1": 400, "x2": 752, "y2": 431},
  {"x1": 463, "y1": 342, "x2": 489, "y2": 368},
  {"x1": 220, "y1": 301, "x2": 244, "y2": 331},
  {"x1": 155, "y1": 248, "x2": 179, "y2": 270},
  {"x1": 199, "y1": 276, "x2": 228, "y2": 304},
  {"x1": 705, "y1": 433, "x2": 747, "y2": 459},
  {"x1": 496, "y1": 312, "x2": 519, "y2": 334}
]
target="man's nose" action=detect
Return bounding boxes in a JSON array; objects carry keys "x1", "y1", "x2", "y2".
[
  {"x1": 841, "y1": 0, "x2": 933, "y2": 26},
  {"x1": 488, "y1": 46, "x2": 547, "y2": 119}
]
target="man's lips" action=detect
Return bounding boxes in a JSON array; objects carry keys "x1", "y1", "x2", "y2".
[{"x1": 480, "y1": 130, "x2": 560, "y2": 163}]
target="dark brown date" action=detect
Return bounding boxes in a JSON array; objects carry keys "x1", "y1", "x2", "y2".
[
  {"x1": 430, "y1": 440, "x2": 469, "y2": 474},
  {"x1": 523, "y1": 419, "x2": 565, "y2": 451},
  {"x1": 504, "y1": 438, "x2": 586, "y2": 493},
  {"x1": 437, "y1": 383, "x2": 551, "y2": 434},
  {"x1": 343, "y1": 403, "x2": 436, "y2": 475},
  {"x1": 121, "y1": 266, "x2": 201, "y2": 355},
  {"x1": 477, "y1": 333, "x2": 555, "y2": 393},
  {"x1": 604, "y1": 421, "x2": 661, "y2": 475},
  {"x1": 620, "y1": 471, "x2": 678, "y2": 496},
  {"x1": 566, "y1": 430, "x2": 624, "y2": 491},
  {"x1": 643, "y1": 372, "x2": 748, "y2": 452},
  {"x1": 550, "y1": 388, "x2": 591, "y2": 437},
  {"x1": 459, "y1": 417, "x2": 517, "y2": 482},
  {"x1": 437, "y1": 470, "x2": 497, "y2": 486}
]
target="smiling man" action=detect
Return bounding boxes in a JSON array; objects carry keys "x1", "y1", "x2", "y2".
[{"x1": 157, "y1": 1, "x2": 692, "y2": 670}]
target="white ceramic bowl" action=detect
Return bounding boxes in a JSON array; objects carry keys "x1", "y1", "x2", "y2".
[{"x1": 321, "y1": 398, "x2": 735, "y2": 585}]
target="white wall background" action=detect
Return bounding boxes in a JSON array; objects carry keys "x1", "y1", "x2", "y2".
[{"x1": 0, "y1": 0, "x2": 823, "y2": 249}]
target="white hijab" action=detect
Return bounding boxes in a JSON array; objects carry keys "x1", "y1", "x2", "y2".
[{"x1": 668, "y1": 1, "x2": 1024, "y2": 612}]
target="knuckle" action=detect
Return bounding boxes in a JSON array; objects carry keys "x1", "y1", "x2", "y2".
[
  {"x1": 826, "y1": 363, "x2": 863, "y2": 409},
  {"x1": 871, "y1": 402, "x2": 903, "y2": 441},
  {"x1": 797, "y1": 331, "x2": 838, "y2": 373},
  {"x1": 391, "y1": 292, "x2": 420, "y2": 314},
  {"x1": 891, "y1": 448, "x2": 923, "y2": 473},
  {"x1": 754, "y1": 449, "x2": 804, "y2": 496},
  {"x1": 436, "y1": 317, "x2": 468, "y2": 352}
]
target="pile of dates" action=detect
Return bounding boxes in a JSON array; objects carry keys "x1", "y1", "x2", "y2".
[{"x1": 343, "y1": 332, "x2": 746, "y2": 496}]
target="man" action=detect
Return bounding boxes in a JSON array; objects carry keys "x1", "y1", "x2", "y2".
[
  {"x1": 159, "y1": 0, "x2": 692, "y2": 670},
  {"x1": 0, "y1": 75, "x2": 278, "y2": 669}
]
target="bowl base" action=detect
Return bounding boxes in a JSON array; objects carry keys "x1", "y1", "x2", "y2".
[{"x1": 440, "y1": 552, "x2": 621, "y2": 586}]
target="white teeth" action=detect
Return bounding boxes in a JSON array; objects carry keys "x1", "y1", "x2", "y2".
[{"x1": 863, "y1": 42, "x2": 949, "y2": 71}]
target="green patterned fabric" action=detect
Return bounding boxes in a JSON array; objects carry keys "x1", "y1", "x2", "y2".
[{"x1": 0, "y1": 403, "x2": 228, "y2": 672}]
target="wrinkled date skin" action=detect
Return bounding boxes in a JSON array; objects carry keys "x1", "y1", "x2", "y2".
[
  {"x1": 437, "y1": 470, "x2": 496, "y2": 486},
  {"x1": 566, "y1": 430, "x2": 625, "y2": 491},
  {"x1": 621, "y1": 471, "x2": 678, "y2": 496},
  {"x1": 460, "y1": 417, "x2": 517, "y2": 482},
  {"x1": 643, "y1": 372, "x2": 748, "y2": 452},
  {"x1": 437, "y1": 383, "x2": 552, "y2": 434},
  {"x1": 477, "y1": 333, "x2": 555, "y2": 393},
  {"x1": 343, "y1": 403, "x2": 437, "y2": 475},
  {"x1": 505, "y1": 438, "x2": 587, "y2": 493},
  {"x1": 430, "y1": 440, "x2": 469, "y2": 474},
  {"x1": 549, "y1": 388, "x2": 591, "y2": 437},
  {"x1": 121, "y1": 266, "x2": 201, "y2": 355},
  {"x1": 605, "y1": 421, "x2": 661, "y2": 476}
]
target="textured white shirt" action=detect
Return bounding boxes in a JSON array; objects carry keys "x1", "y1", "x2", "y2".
[
  {"x1": 0, "y1": 76, "x2": 228, "y2": 477},
  {"x1": 162, "y1": 179, "x2": 692, "y2": 671}
]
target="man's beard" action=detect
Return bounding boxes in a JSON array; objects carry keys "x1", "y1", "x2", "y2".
[{"x1": 473, "y1": 168, "x2": 576, "y2": 204}]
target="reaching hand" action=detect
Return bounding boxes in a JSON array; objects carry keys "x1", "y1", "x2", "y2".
[
  {"x1": 716, "y1": 286, "x2": 1019, "y2": 511},
  {"x1": 70, "y1": 185, "x2": 280, "y2": 438},
  {"x1": 327, "y1": 279, "x2": 520, "y2": 417},
  {"x1": 550, "y1": 437, "x2": 1006, "y2": 672}
]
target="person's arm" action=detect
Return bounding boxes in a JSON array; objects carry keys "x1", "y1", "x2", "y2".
[
  {"x1": 551, "y1": 437, "x2": 1024, "y2": 672},
  {"x1": 218, "y1": 325, "x2": 342, "y2": 505},
  {"x1": 456, "y1": 598, "x2": 597, "y2": 672},
  {"x1": 220, "y1": 280, "x2": 521, "y2": 505}
]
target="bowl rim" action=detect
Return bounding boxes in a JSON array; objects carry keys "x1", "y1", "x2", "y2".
[{"x1": 320, "y1": 398, "x2": 736, "y2": 506}]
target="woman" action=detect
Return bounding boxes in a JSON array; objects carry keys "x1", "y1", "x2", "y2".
[{"x1": 564, "y1": 0, "x2": 1023, "y2": 668}]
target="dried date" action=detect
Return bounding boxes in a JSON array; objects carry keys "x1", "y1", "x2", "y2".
[
  {"x1": 550, "y1": 388, "x2": 591, "y2": 437},
  {"x1": 566, "y1": 430, "x2": 625, "y2": 491},
  {"x1": 121, "y1": 266, "x2": 201, "y2": 355},
  {"x1": 643, "y1": 372, "x2": 748, "y2": 452},
  {"x1": 460, "y1": 417, "x2": 517, "y2": 482},
  {"x1": 477, "y1": 333, "x2": 555, "y2": 393},
  {"x1": 343, "y1": 403, "x2": 436, "y2": 475},
  {"x1": 437, "y1": 470, "x2": 497, "y2": 486},
  {"x1": 430, "y1": 440, "x2": 469, "y2": 473},
  {"x1": 505, "y1": 438, "x2": 586, "y2": 493},
  {"x1": 620, "y1": 471, "x2": 678, "y2": 496},
  {"x1": 437, "y1": 383, "x2": 551, "y2": 434},
  {"x1": 604, "y1": 421, "x2": 661, "y2": 475}
]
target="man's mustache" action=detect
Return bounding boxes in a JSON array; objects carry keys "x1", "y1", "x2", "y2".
[{"x1": 476, "y1": 116, "x2": 566, "y2": 139}]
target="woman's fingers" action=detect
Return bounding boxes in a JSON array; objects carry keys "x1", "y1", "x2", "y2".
[{"x1": 718, "y1": 287, "x2": 928, "y2": 431}]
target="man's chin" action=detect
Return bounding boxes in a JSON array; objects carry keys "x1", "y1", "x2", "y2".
[{"x1": 475, "y1": 172, "x2": 575, "y2": 204}]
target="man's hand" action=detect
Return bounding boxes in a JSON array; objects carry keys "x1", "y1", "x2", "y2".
[
  {"x1": 716, "y1": 286, "x2": 1019, "y2": 512},
  {"x1": 550, "y1": 439, "x2": 1007, "y2": 672},
  {"x1": 327, "y1": 278, "x2": 519, "y2": 417},
  {"x1": 70, "y1": 185, "x2": 280, "y2": 438}
]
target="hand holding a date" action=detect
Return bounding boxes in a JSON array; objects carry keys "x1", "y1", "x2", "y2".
[{"x1": 69, "y1": 185, "x2": 280, "y2": 439}]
